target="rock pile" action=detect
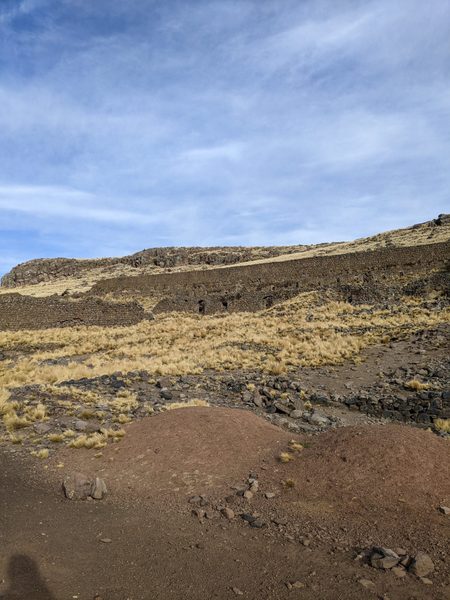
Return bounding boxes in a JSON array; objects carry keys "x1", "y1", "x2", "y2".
[{"x1": 366, "y1": 547, "x2": 435, "y2": 581}]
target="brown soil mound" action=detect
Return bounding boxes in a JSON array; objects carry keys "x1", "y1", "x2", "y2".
[
  {"x1": 249, "y1": 423, "x2": 450, "y2": 553},
  {"x1": 53, "y1": 406, "x2": 294, "y2": 499},
  {"x1": 286, "y1": 424, "x2": 450, "y2": 511}
]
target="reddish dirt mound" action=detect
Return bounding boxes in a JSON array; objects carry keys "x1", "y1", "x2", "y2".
[
  {"x1": 285, "y1": 423, "x2": 450, "y2": 510},
  {"x1": 248, "y1": 423, "x2": 450, "y2": 555},
  {"x1": 53, "y1": 406, "x2": 294, "y2": 500}
]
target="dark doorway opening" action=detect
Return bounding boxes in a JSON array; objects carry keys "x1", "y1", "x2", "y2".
[{"x1": 198, "y1": 300, "x2": 206, "y2": 315}]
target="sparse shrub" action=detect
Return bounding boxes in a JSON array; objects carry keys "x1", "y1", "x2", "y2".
[
  {"x1": 434, "y1": 419, "x2": 450, "y2": 433},
  {"x1": 31, "y1": 448, "x2": 49, "y2": 459},
  {"x1": 114, "y1": 413, "x2": 131, "y2": 424},
  {"x1": 69, "y1": 432, "x2": 108, "y2": 449},
  {"x1": 3, "y1": 411, "x2": 30, "y2": 431},
  {"x1": 404, "y1": 379, "x2": 430, "y2": 391},
  {"x1": 62, "y1": 429, "x2": 76, "y2": 438},
  {"x1": 25, "y1": 403, "x2": 47, "y2": 421},
  {"x1": 283, "y1": 478, "x2": 296, "y2": 488},
  {"x1": 279, "y1": 452, "x2": 294, "y2": 463},
  {"x1": 48, "y1": 433, "x2": 64, "y2": 443},
  {"x1": 288, "y1": 441, "x2": 304, "y2": 452},
  {"x1": 165, "y1": 399, "x2": 209, "y2": 410}
]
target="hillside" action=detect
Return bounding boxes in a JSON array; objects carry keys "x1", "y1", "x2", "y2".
[
  {"x1": 1, "y1": 213, "x2": 449, "y2": 599},
  {"x1": 1, "y1": 213, "x2": 449, "y2": 298}
]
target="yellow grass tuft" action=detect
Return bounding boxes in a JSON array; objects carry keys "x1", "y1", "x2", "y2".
[
  {"x1": 288, "y1": 441, "x2": 304, "y2": 452},
  {"x1": 102, "y1": 428, "x2": 126, "y2": 438},
  {"x1": 48, "y1": 433, "x2": 64, "y2": 443},
  {"x1": 283, "y1": 478, "x2": 296, "y2": 488},
  {"x1": 31, "y1": 448, "x2": 49, "y2": 459},
  {"x1": 279, "y1": 452, "x2": 294, "y2": 463},
  {"x1": 165, "y1": 399, "x2": 210, "y2": 410},
  {"x1": 3, "y1": 411, "x2": 30, "y2": 431},
  {"x1": 25, "y1": 403, "x2": 47, "y2": 421},
  {"x1": 404, "y1": 379, "x2": 430, "y2": 391},
  {"x1": 69, "y1": 432, "x2": 108, "y2": 449},
  {"x1": 62, "y1": 429, "x2": 76, "y2": 438},
  {"x1": 114, "y1": 413, "x2": 131, "y2": 424},
  {"x1": 434, "y1": 419, "x2": 450, "y2": 433}
]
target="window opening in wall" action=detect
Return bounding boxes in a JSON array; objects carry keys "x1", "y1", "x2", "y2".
[{"x1": 198, "y1": 299, "x2": 205, "y2": 315}]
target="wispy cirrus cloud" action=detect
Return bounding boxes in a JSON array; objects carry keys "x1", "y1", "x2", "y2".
[{"x1": 0, "y1": 0, "x2": 449, "y2": 275}]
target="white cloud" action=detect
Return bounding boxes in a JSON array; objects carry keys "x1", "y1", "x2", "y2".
[{"x1": 0, "y1": 0, "x2": 449, "y2": 274}]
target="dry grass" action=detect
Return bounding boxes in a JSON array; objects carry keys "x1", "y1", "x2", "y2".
[
  {"x1": 0, "y1": 292, "x2": 448, "y2": 450},
  {"x1": 165, "y1": 399, "x2": 210, "y2": 410},
  {"x1": 1, "y1": 294, "x2": 448, "y2": 396},
  {"x1": 279, "y1": 452, "x2": 294, "y2": 463},
  {"x1": 30, "y1": 448, "x2": 49, "y2": 459},
  {"x1": 283, "y1": 478, "x2": 296, "y2": 488},
  {"x1": 434, "y1": 419, "x2": 450, "y2": 433},
  {"x1": 288, "y1": 441, "x2": 304, "y2": 452},
  {"x1": 69, "y1": 432, "x2": 108, "y2": 449},
  {"x1": 404, "y1": 379, "x2": 431, "y2": 391}
]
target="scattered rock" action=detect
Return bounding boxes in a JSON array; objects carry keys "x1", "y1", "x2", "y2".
[
  {"x1": 391, "y1": 566, "x2": 406, "y2": 578},
  {"x1": 231, "y1": 587, "x2": 243, "y2": 596},
  {"x1": 62, "y1": 473, "x2": 93, "y2": 501},
  {"x1": 33, "y1": 422, "x2": 52, "y2": 435},
  {"x1": 358, "y1": 579, "x2": 375, "y2": 590},
  {"x1": 265, "y1": 492, "x2": 276, "y2": 499},
  {"x1": 160, "y1": 388, "x2": 173, "y2": 400},
  {"x1": 249, "y1": 480, "x2": 259, "y2": 493},
  {"x1": 241, "y1": 513, "x2": 257, "y2": 524},
  {"x1": 408, "y1": 552, "x2": 434, "y2": 577},
  {"x1": 370, "y1": 547, "x2": 400, "y2": 570},
  {"x1": 272, "y1": 517, "x2": 288, "y2": 526},
  {"x1": 243, "y1": 490, "x2": 253, "y2": 500},
  {"x1": 439, "y1": 505, "x2": 450, "y2": 515},
  {"x1": 249, "y1": 519, "x2": 266, "y2": 529},
  {"x1": 289, "y1": 410, "x2": 304, "y2": 419},
  {"x1": 91, "y1": 477, "x2": 107, "y2": 500},
  {"x1": 188, "y1": 495, "x2": 202, "y2": 505},
  {"x1": 192, "y1": 508, "x2": 206, "y2": 520},
  {"x1": 286, "y1": 581, "x2": 305, "y2": 590},
  {"x1": 100, "y1": 538, "x2": 112, "y2": 544},
  {"x1": 252, "y1": 390, "x2": 263, "y2": 408},
  {"x1": 307, "y1": 412, "x2": 330, "y2": 428},
  {"x1": 419, "y1": 577, "x2": 433, "y2": 585},
  {"x1": 221, "y1": 507, "x2": 235, "y2": 520}
]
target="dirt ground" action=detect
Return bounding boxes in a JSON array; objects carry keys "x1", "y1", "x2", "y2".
[{"x1": 1, "y1": 407, "x2": 449, "y2": 600}]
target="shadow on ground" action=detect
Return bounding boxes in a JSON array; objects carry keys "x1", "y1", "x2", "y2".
[{"x1": 0, "y1": 555, "x2": 55, "y2": 600}]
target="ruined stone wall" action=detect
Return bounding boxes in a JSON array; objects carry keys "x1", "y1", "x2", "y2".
[
  {"x1": 0, "y1": 246, "x2": 309, "y2": 287},
  {"x1": 0, "y1": 294, "x2": 151, "y2": 331},
  {"x1": 91, "y1": 242, "x2": 450, "y2": 314}
]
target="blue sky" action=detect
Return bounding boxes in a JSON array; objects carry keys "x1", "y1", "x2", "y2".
[{"x1": 0, "y1": 0, "x2": 449, "y2": 276}]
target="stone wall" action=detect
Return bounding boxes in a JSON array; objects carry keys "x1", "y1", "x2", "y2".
[
  {"x1": 0, "y1": 246, "x2": 309, "y2": 288},
  {"x1": 0, "y1": 294, "x2": 152, "y2": 331},
  {"x1": 91, "y1": 242, "x2": 450, "y2": 314}
]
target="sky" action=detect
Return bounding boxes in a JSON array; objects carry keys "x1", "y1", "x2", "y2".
[{"x1": 0, "y1": 0, "x2": 449, "y2": 276}]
